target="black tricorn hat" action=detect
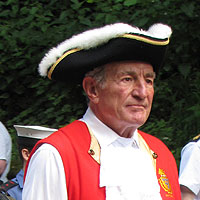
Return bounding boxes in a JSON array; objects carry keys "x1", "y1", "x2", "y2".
[{"x1": 38, "y1": 23, "x2": 172, "y2": 82}]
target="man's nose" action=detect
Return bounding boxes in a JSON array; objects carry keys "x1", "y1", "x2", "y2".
[{"x1": 131, "y1": 80, "x2": 148, "y2": 99}]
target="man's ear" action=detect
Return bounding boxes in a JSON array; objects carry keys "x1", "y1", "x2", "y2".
[
  {"x1": 82, "y1": 77, "x2": 99, "y2": 104},
  {"x1": 21, "y1": 148, "x2": 30, "y2": 162}
]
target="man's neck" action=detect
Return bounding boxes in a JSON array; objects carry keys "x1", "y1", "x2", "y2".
[{"x1": 89, "y1": 105, "x2": 137, "y2": 138}]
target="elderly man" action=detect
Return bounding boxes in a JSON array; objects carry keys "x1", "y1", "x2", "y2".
[{"x1": 23, "y1": 23, "x2": 181, "y2": 200}]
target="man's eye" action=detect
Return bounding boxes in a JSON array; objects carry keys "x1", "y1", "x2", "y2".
[
  {"x1": 122, "y1": 77, "x2": 132, "y2": 82},
  {"x1": 146, "y1": 79, "x2": 153, "y2": 85}
]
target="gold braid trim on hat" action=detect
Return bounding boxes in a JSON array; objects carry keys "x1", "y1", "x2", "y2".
[
  {"x1": 122, "y1": 33, "x2": 170, "y2": 46},
  {"x1": 47, "y1": 48, "x2": 81, "y2": 79}
]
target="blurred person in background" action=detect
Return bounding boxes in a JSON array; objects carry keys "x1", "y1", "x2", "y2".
[
  {"x1": 0, "y1": 122, "x2": 12, "y2": 184},
  {"x1": 179, "y1": 133, "x2": 200, "y2": 200},
  {"x1": 0, "y1": 125, "x2": 57, "y2": 200}
]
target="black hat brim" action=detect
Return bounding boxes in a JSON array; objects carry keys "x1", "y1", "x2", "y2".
[{"x1": 49, "y1": 36, "x2": 168, "y2": 83}]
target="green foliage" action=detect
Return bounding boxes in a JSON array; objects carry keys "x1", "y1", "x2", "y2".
[{"x1": 0, "y1": 0, "x2": 199, "y2": 176}]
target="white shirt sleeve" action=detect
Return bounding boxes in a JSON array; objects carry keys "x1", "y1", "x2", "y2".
[
  {"x1": 0, "y1": 122, "x2": 11, "y2": 160},
  {"x1": 179, "y1": 140, "x2": 200, "y2": 196},
  {"x1": 22, "y1": 144, "x2": 68, "y2": 200},
  {"x1": 0, "y1": 133, "x2": 6, "y2": 159},
  {"x1": 0, "y1": 122, "x2": 12, "y2": 182}
]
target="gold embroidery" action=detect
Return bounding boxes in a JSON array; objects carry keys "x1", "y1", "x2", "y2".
[{"x1": 158, "y1": 168, "x2": 173, "y2": 196}]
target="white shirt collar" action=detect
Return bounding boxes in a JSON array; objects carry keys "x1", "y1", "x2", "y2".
[{"x1": 81, "y1": 107, "x2": 139, "y2": 148}]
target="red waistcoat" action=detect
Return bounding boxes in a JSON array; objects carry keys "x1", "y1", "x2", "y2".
[{"x1": 24, "y1": 120, "x2": 181, "y2": 200}]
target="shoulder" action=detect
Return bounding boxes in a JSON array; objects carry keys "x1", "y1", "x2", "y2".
[
  {"x1": 43, "y1": 120, "x2": 88, "y2": 140},
  {"x1": 32, "y1": 143, "x2": 61, "y2": 161},
  {"x1": 59, "y1": 120, "x2": 88, "y2": 135},
  {"x1": 138, "y1": 130, "x2": 168, "y2": 147},
  {"x1": 181, "y1": 139, "x2": 200, "y2": 159},
  {"x1": 39, "y1": 120, "x2": 90, "y2": 150},
  {"x1": 0, "y1": 123, "x2": 11, "y2": 147},
  {"x1": 0, "y1": 180, "x2": 18, "y2": 194},
  {"x1": 0, "y1": 122, "x2": 10, "y2": 138},
  {"x1": 138, "y1": 130, "x2": 174, "y2": 158},
  {"x1": 182, "y1": 133, "x2": 200, "y2": 154}
]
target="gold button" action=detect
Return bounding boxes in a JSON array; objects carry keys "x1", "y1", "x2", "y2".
[
  {"x1": 152, "y1": 152, "x2": 158, "y2": 159},
  {"x1": 89, "y1": 149, "x2": 95, "y2": 155}
]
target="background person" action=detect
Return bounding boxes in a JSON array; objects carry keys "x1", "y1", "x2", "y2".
[
  {"x1": 23, "y1": 22, "x2": 181, "y2": 200},
  {"x1": 0, "y1": 125, "x2": 57, "y2": 200},
  {"x1": 0, "y1": 122, "x2": 12, "y2": 183},
  {"x1": 179, "y1": 134, "x2": 200, "y2": 200}
]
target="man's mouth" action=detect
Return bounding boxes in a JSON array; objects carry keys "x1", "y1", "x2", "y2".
[{"x1": 127, "y1": 104, "x2": 146, "y2": 108}]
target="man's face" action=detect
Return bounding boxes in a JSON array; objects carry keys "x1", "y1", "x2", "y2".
[{"x1": 91, "y1": 61, "x2": 155, "y2": 135}]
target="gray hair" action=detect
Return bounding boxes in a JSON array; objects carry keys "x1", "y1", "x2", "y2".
[
  {"x1": 84, "y1": 65, "x2": 106, "y2": 104},
  {"x1": 85, "y1": 65, "x2": 106, "y2": 88}
]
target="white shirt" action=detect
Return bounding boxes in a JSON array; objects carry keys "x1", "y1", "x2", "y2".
[
  {"x1": 82, "y1": 108, "x2": 161, "y2": 200},
  {"x1": 0, "y1": 121, "x2": 12, "y2": 182},
  {"x1": 179, "y1": 139, "x2": 200, "y2": 200},
  {"x1": 23, "y1": 108, "x2": 161, "y2": 200}
]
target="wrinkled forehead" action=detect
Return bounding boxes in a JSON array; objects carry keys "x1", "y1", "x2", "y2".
[{"x1": 104, "y1": 61, "x2": 155, "y2": 77}]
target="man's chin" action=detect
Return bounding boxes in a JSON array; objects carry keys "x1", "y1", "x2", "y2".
[{"x1": 126, "y1": 115, "x2": 148, "y2": 126}]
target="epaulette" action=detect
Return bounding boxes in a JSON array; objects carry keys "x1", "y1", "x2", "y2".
[
  {"x1": 192, "y1": 133, "x2": 200, "y2": 142},
  {"x1": 0, "y1": 180, "x2": 18, "y2": 194},
  {"x1": 0, "y1": 180, "x2": 17, "y2": 200}
]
